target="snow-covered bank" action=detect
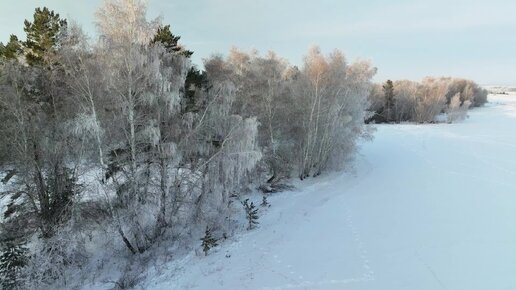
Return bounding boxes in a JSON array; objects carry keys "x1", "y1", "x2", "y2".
[{"x1": 137, "y1": 93, "x2": 516, "y2": 290}]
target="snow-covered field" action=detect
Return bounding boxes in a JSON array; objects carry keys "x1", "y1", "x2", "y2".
[{"x1": 136, "y1": 94, "x2": 516, "y2": 289}]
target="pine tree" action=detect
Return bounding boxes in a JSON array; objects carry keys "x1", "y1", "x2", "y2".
[
  {"x1": 0, "y1": 239, "x2": 28, "y2": 289},
  {"x1": 383, "y1": 79, "x2": 395, "y2": 122},
  {"x1": 151, "y1": 24, "x2": 193, "y2": 57},
  {"x1": 151, "y1": 25, "x2": 207, "y2": 115},
  {"x1": 200, "y1": 227, "x2": 218, "y2": 256},
  {"x1": 0, "y1": 35, "x2": 22, "y2": 60},
  {"x1": 43, "y1": 166, "x2": 79, "y2": 228},
  {"x1": 242, "y1": 199, "x2": 259, "y2": 230},
  {"x1": 0, "y1": 7, "x2": 76, "y2": 239},
  {"x1": 23, "y1": 7, "x2": 67, "y2": 66}
]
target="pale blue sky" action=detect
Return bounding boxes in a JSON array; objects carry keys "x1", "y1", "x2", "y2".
[{"x1": 1, "y1": 0, "x2": 515, "y2": 85}]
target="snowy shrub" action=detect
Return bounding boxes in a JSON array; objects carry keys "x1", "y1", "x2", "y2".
[
  {"x1": 445, "y1": 77, "x2": 488, "y2": 107},
  {"x1": 413, "y1": 77, "x2": 449, "y2": 123},
  {"x1": 203, "y1": 50, "x2": 294, "y2": 184},
  {"x1": 112, "y1": 266, "x2": 144, "y2": 290},
  {"x1": 393, "y1": 80, "x2": 419, "y2": 122},
  {"x1": 21, "y1": 222, "x2": 87, "y2": 289}
]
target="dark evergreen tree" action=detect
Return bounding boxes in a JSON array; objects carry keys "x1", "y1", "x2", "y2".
[
  {"x1": 0, "y1": 35, "x2": 22, "y2": 60},
  {"x1": 200, "y1": 226, "x2": 218, "y2": 256},
  {"x1": 42, "y1": 167, "x2": 79, "y2": 228},
  {"x1": 23, "y1": 7, "x2": 67, "y2": 66},
  {"x1": 0, "y1": 7, "x2": 77, "y2": 239},
  {"x1": 383, "y1": 80, "x2": 395, "y2": 122},
  {"x1": 151, "y1": 24, "x2": 193, "y2": 57},
  {"x1": 0, "y1": 239, "x2": 28, "y2": 289},
  {"x1": 242, "y1": 199, "x2": 259, "y2": 230},
  {"x1": 183, "y1": 67, "x2": 208, "y2": 113}
]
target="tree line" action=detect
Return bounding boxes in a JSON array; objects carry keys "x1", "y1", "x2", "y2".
[
  {"x1": 368, "y1": 77, "x2": 487, "y2": 123},
  {"x1": 0, "y1": 1, "x2": 376, "y2": 288}
]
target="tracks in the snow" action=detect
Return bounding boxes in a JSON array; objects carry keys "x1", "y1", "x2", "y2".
[{"x1": 262, "y1": 205, "x2": 375, "y2": 290}]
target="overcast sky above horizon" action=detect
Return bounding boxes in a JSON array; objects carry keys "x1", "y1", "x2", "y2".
[{"x1": 1, "y1": 0, "x2": 515, "y2": 85}]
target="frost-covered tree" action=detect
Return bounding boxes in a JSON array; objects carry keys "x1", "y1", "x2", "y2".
[
  {"x1": 93, "y1": 0, "x2": 191, "y2": 254},
  {"x1": 296, "y1": 47, "x2": 375, "y2": 178},
  {"x1": 141, "y1": 43, "x2": 189, "y2": 238},
  {"x1": 445, "y1": 77, "x2": 487, "y2": 107},
  {"x1": 447, "y1": 93, "x2": 471, "y2": 123},
  {"x1": 204, "y1": 49, "x2": 294, "y2": 186},
  {"x1": 59, "y1": 24, "x2": 110, "y2": 172},
  {"x1": 203, "y1": 47, "x2": 374, "y2": 181},
  {"x1": 180, "y1": 76, "x2": 262, "y2": 228},
  {"x1": 393, "y1": 80, "x2": 419, "y2": 122},
  {"x1": 413, "y1": 77, "x2": 448, "y2": 123},
  {"x1": 90, "y1": 0, "x2": 261, "y2": 254}
]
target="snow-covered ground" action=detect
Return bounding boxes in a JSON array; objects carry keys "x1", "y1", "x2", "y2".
[{"x1": 138, "y1": 94, "x2": 516, "y2": 289}]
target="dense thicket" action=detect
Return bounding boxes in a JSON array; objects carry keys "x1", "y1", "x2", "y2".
[
  {"x1": 204, "y1": 47, "x2": 375, "y2": 182},
  {"x1": 368, "y1": 77, "x2": 487, "y2": 123},
  {"x1": 0, "y1": 1, "x2": 376, "y2": 288}
]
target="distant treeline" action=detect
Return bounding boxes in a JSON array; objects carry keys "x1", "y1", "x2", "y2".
[{"x1": 368, "y1": 77, "x2": 487, "y2": 123}]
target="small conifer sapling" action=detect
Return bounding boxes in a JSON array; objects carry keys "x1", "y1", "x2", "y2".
[
  {"x1": 242, "y1": 199, "x2": 259, "y2": 230},
  {"x1": 0, "y1": 240, "x2": 28, "y2": 289},
  {"x1": 261, "y1": 195, "x2": 270, "y2": 207},
  {"x1": 200, "y1": 226, "x2": 218, "y2": 256}
]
